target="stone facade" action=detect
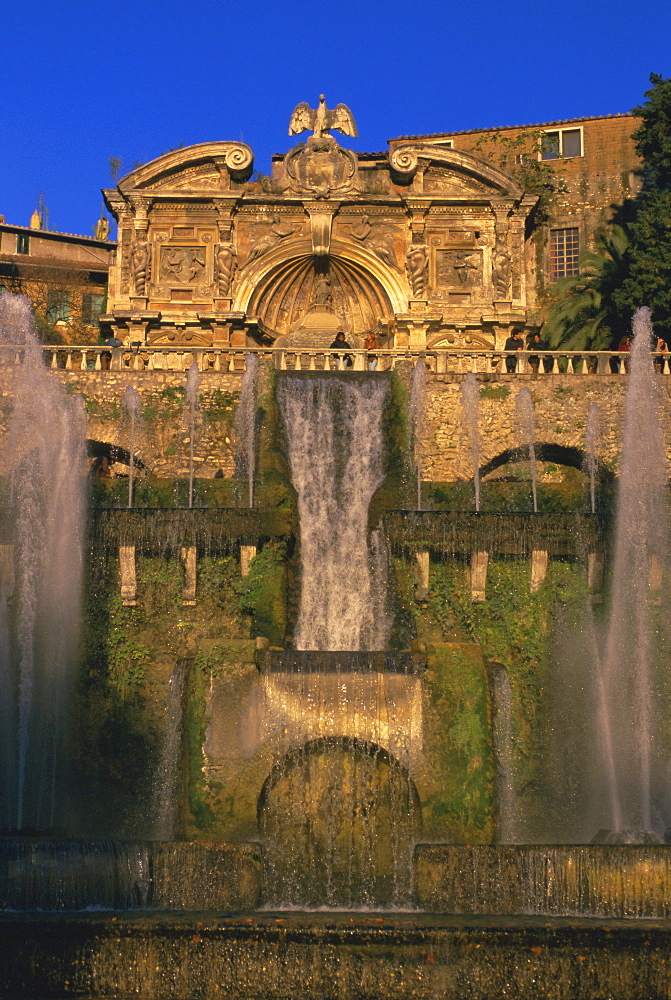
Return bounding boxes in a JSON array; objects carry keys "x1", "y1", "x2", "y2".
[
  {"x1": 101, "y1": 104, "x2": 540, "y2": 353},
  {"x1": 391, "y1": 114, "x2": 641, "y2": 297}
]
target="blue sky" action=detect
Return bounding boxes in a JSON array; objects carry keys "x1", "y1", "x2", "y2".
[{"x1": 1, "y1": 0, "x2": 670, "y2": 238}]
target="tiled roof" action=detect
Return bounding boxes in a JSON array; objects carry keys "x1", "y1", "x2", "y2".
[
  {"x1": 392, "y1": 112, "x2": 635, "y2": 142},
  {"x1": 0, "y1": 222, "x2": 115, "y2": 246}
]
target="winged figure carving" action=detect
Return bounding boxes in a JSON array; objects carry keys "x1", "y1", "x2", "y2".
[{"x1": 288, "y1": 95, "x2": 358, "y2": 139}]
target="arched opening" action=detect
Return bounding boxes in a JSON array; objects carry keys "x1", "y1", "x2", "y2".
[
  {"x1": 480, "y1": 444, "x2": 614, "y2": 482},
  {"x1": 87, "y1": 440, "x2": 148, "y2": 479},
  {"x1": 258, "y1": 736, "x2": 421, "y2": 908}
]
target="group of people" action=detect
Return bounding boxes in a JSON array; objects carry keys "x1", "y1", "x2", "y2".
[
  {"x1": 503, "y1": 331, "x2": 550, "y2": 374},
  {"x1": 329, "y1": 331, "x2": 380, "y2": 371}
]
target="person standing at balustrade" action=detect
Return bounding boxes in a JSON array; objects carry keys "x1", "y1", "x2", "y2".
[
  {"x1": 330, "y1": 331, "x2": 354, "y2": 369},
  {"x1": 504, "y1": 331, "x2": 523, "y2": 373}
]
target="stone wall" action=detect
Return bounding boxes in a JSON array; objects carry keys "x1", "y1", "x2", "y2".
[
  {"x1": 421, "y1": 372, "x2": 671, "y2": 481},
  {"x1": 2, "y1": 366, "x2": 671, "y2": 483}
]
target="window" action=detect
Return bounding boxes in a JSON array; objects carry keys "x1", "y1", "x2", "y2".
[
  {"x1": 46, "y1": 290, "x2": 71, "y2": 325},
  {"x1": 82, "y1": 292, "x2": 107, "y2": 325},
  {"x1": 550, "y1": 228, "x2": 580, "y2": 279},
  {"x1": 16, "y1": 233, "x2": 30, "y2": 254},
  {"x1": 541, "y1": 127, "x2": 583, "y2": 160}
]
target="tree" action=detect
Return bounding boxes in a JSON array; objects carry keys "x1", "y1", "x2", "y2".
[
  {"x1": 543, "y1": 226, "x2": 632, "y2": 349},
  {"x1": 614, "y1": 74, "x2": 671, "y2": 338}
]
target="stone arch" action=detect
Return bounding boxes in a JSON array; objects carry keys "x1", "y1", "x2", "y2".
[
  {"x1": 257, "y1": 736, "x2": 421, "y2": 907},
  {"x1": 87, "y1": 438, "x2": 149, "y2": 476},
  {"x1": 480, "y1": 443, "x2": 614, "y2": 481},
  {"x1": 233, "y1": 237, "x2": 407, "y2": 337}
]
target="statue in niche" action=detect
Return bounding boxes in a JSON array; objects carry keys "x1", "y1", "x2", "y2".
[
  {"x1": 492, "y1": 233, "x2": 512, "y2": 298},
  {"x1": 349, "y1": 214, "x2": 399, "y2": 271},
  {"x1": 245, "y1": 215, "x2": 297, "y2": 267},
  {"x1": 406, "y1": 244, "x2": 428, "y2": 297},
  {"x1": 311, "y1": 271, "x2": 334, "y2": 310},
  {"x1": 214, "y1": 243, "x2": 237, "y2": 296},
  {"x1": 131, "y1": 235, "x2": 151, "y2": 295}
]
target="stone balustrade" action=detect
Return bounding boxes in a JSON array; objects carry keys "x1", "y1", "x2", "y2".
[{"x1": 0, "y1": 344, "x2": 664, "y2": 376}]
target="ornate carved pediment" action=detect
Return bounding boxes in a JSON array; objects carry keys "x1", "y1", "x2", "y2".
[
  {"x1": 284, "y1": 136, "x2": 358, "y2": 198},
  {"x1": 114, "y1": 142, "x2": 254, "y2": 197},
  {"x1": 389, "y1": 143, "x2": 525, "y2": 200},
  {"x1": 422, "y1": 166, "x2": 491, "y2": 196}
]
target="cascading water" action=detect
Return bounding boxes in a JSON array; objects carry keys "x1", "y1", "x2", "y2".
[
  {"x1": 585, "y1": 402, "x2": 599, "y2": 514},
  {"x1": 461, "y1": 372, "x2": 481, "y2": 512},
  {"x1": 596, "y1": 307, "x2": 669, "y2": 838},
  {"x1": 409, "y1": 359, "x2": 426, "y2": 511},
  {"x1": 185, "y1": 362, "x2": 200, "y2": 509},
  {"x1": 0, "y1": 295, "x2": 86, "y2": 831},
  {"x1": 487, "y1": 662, "x2": 517, "y2": 843},
  {"x1": 234, "y1": 353, "x2": 259, "y2": 508},
  {"x1": 151, "y1": 663, "x2": 187, "y2": 841},
  {"x1": 277, "y1": 375, "x2": 391, "y2": 651},
  {"x1": 515, "y1": 387, "x2": 538, "y2": 513},
  {"x1": 122, "y1": 386, "x2": 142, "y2": 509}
]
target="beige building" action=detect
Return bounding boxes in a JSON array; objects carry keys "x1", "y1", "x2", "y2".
[
  {"x1": 0, "y1": 217, "x2": 114, "y2": 342},
  {"x1": 391, "y1": 113, "x2": 641, "y2": 294}
]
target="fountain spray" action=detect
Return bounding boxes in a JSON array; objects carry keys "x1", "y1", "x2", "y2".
[
  {"x1": 185, "y1": 362, "x2": 200, "y2": 509},
  {"x1": 410, "y1": 359, "x2": 427, "y2": 511},
  {"x1": 122, "y1": 386, "x2": 142, "y2": 509},
  {"x1": 515, "y1": 388, "x2": 538, "y2": 513},
  {"x1": 461, "y1": 373, "x2": 481, "y2": 512}
]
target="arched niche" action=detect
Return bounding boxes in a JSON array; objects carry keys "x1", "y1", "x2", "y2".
[
  {"x1": 234, "y1": 238, "x2": 407, "y2": 338},
  {"x1": 258, "y1": 736, "x2": 421, "y2": 908}
]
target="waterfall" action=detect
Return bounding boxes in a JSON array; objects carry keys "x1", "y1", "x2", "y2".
[
  {"x1": 277, "y1": 375, "x2": 391, "y2": 651},
  {"x1": 151, "y1": 663, "x2": 187, "y2": 841},
  {"x1": 409, "y1": 360, "x2": 426, "y2": 511},
  {"x1": 487, "y1": 662, "x2": 517, "y2": 843},
  {"x1": 461, "y1": 373, "x2": 481, "y2": 512},
  {"x1": 185, "y1": 363, "x2": 200, "y2": 509},
  {"x1": 0, "y1": 294, "x2": 86, "y2": 831},
  {"x1": 234, "y1": 353, "x2": 259, "y2": 508},
  {"x1": 515, "y1": 387, "x2": 537, "y2": 513},
  {"x1": 122, "y1": 386, "x2": 142, "y2": 509}
]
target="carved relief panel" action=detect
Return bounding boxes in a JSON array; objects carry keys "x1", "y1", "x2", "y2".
[
  {"x1": 149, "y1": 225, "x2": 217, "y2": 301},
  {"x1": 428, "y1": 229, "x2": 483, "y2": 301}
]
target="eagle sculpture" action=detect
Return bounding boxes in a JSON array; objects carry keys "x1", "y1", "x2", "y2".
[{"x1": 288, "y1": 95, "x2": 358, "y2": 139}]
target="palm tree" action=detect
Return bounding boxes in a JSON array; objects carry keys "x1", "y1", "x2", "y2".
[{"x1": 542, "y1": 225, "x2": 631, "y2": 350}]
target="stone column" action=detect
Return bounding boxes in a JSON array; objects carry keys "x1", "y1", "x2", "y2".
[
  {"x1": 240, "y1": 545, "x2": 257, "y2": 577},
  {"x1": 119, "y1": 545, "x2": 137, "y2": 606},
  {"x1": 180, "y1": 545, "x2": 197, "y2": 605},
  {"x1": 530, "y1": 550, "x2": 548, "y2": 592},
  {"x1": 414, "y1": 551, "x2": 430, "y2": 600},
  {"x1": 470, "y1": 551, "x2": 489, "y2": 602}
]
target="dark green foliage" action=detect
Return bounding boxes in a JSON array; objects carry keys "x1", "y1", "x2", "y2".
[
  {"x1": 613, "y1": 74, "x2": 671, "y2": 337},
  {"x1": 236, "y1": 540, "x2": 287, "y2": 645},
  {"x1": 544, "y1": 225, "x2": 632, "y2": 349}
]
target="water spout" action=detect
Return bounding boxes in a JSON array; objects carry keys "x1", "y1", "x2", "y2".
[
  {"x1": 598, "y1": 307, "x2": 668, "y2": 835},
  {"x1": 122, "y1": 386, "x2": 142, "y2": 509},
  {"x1": 0, "y1": 295, "x2": 86, "y2": 830},
  {"x1": 585, "y1": 402, "x2": 600, "y2": 514},
  {"x1": 515, "y1": 387, "x2": 537, "y2": 513},
  {"x1": 234, "y1": 354, "x2": 259, "y2": 508},
  {"x1": 461, "y1": 373, "x2": 481, "y2": 512},
  {"x1": 410, "y1": 359, "x2": 427, "y2": 511},
  {"x1": 185, "y1": 363, "x2": 200, "y2": 509}
]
